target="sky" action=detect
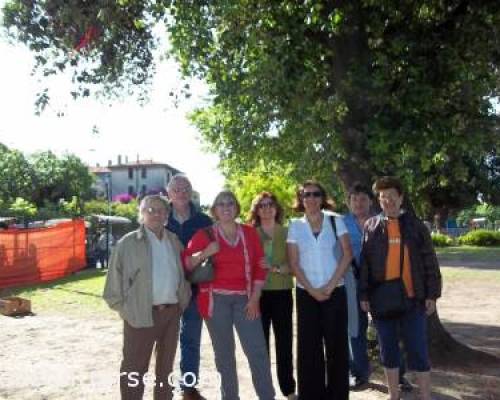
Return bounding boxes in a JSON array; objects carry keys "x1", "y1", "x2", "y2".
[{"x1": 0, "y1": 5, "x2": 225, "y2": 205}]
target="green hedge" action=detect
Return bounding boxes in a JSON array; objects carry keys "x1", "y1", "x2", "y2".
[
  {"x1": 458, "y1": 230, "x2": 500, "y2": 246},
  {"x1": 431, "y1": 232, "x2": 454, "y2": 247}
]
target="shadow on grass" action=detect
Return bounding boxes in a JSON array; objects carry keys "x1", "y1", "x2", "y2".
[{"x1": 1, "y1": 269, "x2": 107, "y2": 297}]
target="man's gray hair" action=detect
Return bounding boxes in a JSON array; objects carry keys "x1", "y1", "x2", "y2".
[
  {"x1": 166, "y1": 173, "x2": 192, "y2": 192},
  {"x1": 138, "y1": 195, "x2": 170, "y2": 224}
]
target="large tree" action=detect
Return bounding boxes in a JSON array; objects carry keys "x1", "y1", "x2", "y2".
[
  {"x1": 3, "y1": 0, "x2": 499, "y2": 366},
  {"x1": 30, "y1": 151, "x2": 94, "y2": 206}
]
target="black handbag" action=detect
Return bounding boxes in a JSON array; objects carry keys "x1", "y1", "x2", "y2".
[
  {"x1": 186, "y1": 227, "x2": 215, "y2": 284},
  {"x1": 368, "y1": 234, "x2": 409, "y2": 319}
]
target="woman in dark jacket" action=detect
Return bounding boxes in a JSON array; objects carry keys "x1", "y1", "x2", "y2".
[{"x1": 359, "y1": 176, "x2": 442, "y2": 400}]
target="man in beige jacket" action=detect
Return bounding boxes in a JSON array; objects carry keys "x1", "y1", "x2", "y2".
[{"x1": 104, "y1": 194, "x2": 191, "y2": 400}]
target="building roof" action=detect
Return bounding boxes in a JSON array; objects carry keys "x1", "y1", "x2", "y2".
[
  {"x1": 108, "y1": 160, "x2": 182, "y2": 174},
  {"x1": 89, "y1": 160, "x2": 182, "y2": 175},
  {"x1": 89, "y1": 166, "x2": 111, "y2": 174}
]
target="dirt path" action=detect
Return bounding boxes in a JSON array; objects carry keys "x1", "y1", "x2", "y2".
[{"x1": 1, "y1": 265, "x2": 499, "y2": 400}]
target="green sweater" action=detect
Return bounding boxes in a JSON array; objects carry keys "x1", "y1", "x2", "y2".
[{"x1": 257, "y1": 225, "x2": 294, "y2": 291}]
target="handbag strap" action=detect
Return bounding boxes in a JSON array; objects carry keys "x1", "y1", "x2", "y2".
[
  {"x1": 398, "y1": 223, "x2": 405, "y2": 278},
  {"x1": 330, "y1": 215, "x2": 338, "y2": 240},
  {"x1": 204, "y1": 226, "x2": 214, "y2": 242}
]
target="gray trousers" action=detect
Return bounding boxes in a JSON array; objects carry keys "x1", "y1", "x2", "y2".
[{"x1": 205, "y1": 294, "x2": 276, "y2": 400}]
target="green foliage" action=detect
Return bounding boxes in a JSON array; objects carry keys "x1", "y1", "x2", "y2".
[
  {"x1": 59, "y1": 196, "x2": 82, "y2": 217},
  {"x1": 3, "y1": 1, "x2": 500, "y2": 217},
  {"x1": 458, "y1": 230, "x2": 500, "y2": 247},
  {"x1": 0, "y1": 146, "x2": 34, "y2": 203},
  {"x1": 2, "y1": 0, "x2": 162, "y2": 112},
  {"x1": 226, "y1": 161, "x2": 298, "y2": 222},
  {"x1": 431, "y1": 232, "x2": 454, "y2": 247},
  {"x1": 83, "y1": 199, "x2": 110, "y2": 216},
  {"x1": 457, "y1": 204, "x2": 500, "y2": 226},
  {"x1": 8, "y1": 197, "x2": 38, "y2": 222},
  {"x1": 112, "y1": 199, "x2": 139, "y2": 224}
]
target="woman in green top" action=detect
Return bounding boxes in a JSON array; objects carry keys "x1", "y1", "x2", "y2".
[{"x1": 250, "y1": 192, "x2": 297, "y2": 400}]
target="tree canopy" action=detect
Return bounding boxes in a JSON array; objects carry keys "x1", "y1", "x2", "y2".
[
  {"x1": 2, "y1": 0, "x2": 500, "y2": 218},
  {"x1": 0, "y1": 145, "x2": 94, "y2": 207}
]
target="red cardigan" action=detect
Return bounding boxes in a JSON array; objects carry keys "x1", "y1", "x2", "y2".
[{"x1": 183, "y1": 223, "x2": 267, "y2": 318}]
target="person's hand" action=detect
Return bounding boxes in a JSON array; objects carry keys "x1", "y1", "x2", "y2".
[
  {"x1": 270, "y1": 265, "x2": 280, "y2": 274},
  {"x1": 245, "y1": 296, "x2": 260, "y2": 320},
  {"x1": 425, "y1": 299, "x2": 436, "y2": 316},
  {"x1": 308, "y1": 287, "x2": 329, "y2": 302},
  {"x1": 360, "y1": 301, "x2": 370, "y2": 313},
  {"x1": 204, "y1": 241, "x2": 219, "y2": 258}
]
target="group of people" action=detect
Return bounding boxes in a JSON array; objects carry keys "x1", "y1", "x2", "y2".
[{"x1": 103, "y1": 173, "x2": 442, "y2": 400}]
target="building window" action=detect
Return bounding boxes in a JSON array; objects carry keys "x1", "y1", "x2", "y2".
[
  {"x1": 128, "y1": 168, "x2": 133, "y2": 179},
  {"x1": 128, "y1": 186, "x2": 134, "y2": 195},
  {"x1": 141, "y1": 167, "x2": 147, "y2": 179},
  {"x1": 141, "y1": 184, "x2": 147, "y2": 195}
]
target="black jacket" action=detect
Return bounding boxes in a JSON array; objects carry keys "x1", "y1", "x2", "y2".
[{"x1": 359, "y1": 212, "x2": 442, "y2": 301}]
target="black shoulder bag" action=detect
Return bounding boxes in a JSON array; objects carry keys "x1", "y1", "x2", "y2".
[
  {"x1": 368, "y1": 231, "x2": 409, "y2": 319},
  {"x1": 186, "y1": 227, "x2": 215, "y2": 284}
]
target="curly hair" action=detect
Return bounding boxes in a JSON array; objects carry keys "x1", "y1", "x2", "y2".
[{"x1": 249, "y1": 192, "x2": 284, "y2": 226}]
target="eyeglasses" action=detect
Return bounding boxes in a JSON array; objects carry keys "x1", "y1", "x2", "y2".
[
  {"x1": 215, "y1": 201, "x2": 236, "y2": 208},
  {"x1": 258, "y1": 202, "x2": 275, "y2": 209},
  {"x1": 145, "y1": 207, "x2": 167, "y2": 215},
  {"x1": 302, "y1": 191, "x2": 322, "y2": 198}
]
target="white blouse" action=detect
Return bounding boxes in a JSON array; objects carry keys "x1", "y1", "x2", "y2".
[{"x1": 287, "y1": 211, "x2": 348, "y2": 289}]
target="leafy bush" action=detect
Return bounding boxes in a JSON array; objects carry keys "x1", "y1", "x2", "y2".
[
  {"x1": 431, "y1": 232, "x2": 454, "y2": 247},
  {"x1": 458, "y1": 230, "x2": 500, "y2": 246},
  {"x1": 83, "y1": 199, "x2": 109, "y2": 215},
  {"x1": 9, "y1": 197, "x2": 37, "y2": 217},
  {"x1": 112, "y1": 200, "x2": 139, "y2": 224}
]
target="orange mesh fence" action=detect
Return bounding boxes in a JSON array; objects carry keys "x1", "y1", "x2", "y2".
[{"x1": 0, "y1": 219, "x2": 86, "y2": 289}]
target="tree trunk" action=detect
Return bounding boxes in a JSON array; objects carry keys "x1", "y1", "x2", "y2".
[
  {"x1": 427, "y1": 310, "x2": 498, "y2": 368},
  {"x1": 433, "y1": 207, "x2": 449, "y2": 233}
]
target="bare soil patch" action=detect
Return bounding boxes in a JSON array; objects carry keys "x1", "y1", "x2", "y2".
[{"x1": 1, "y1": 264, "x2": 499, "y2": 400}]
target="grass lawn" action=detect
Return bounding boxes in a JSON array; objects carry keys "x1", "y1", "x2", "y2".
[
  {"x1": 436, "y1": 245, "x2": 500, "y2": 263},
  {"x1": 440, "y1": 266, "x2": 500, "y2": 281},
  {"x1": 2, "y1": 269, "x2": 110, "y2": 316},
  {"x1": 1, "y1": 246, "x2": 498, "y2": 315}
]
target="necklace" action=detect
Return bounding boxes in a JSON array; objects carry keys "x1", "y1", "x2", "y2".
[{"x1": 218, "y1": 223, "x2": 239, "y2": 246}]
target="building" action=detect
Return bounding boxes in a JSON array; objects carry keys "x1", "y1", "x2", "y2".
[{"x1": 90, "y1": 156, "x2": 199, "y2": 205}]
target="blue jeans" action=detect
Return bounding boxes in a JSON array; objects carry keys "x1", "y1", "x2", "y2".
[
  {"x1": 349, "y1": 307, "x2": 370, "y2": 381},
  {"x1": 374, "y1": 301, "x2": 430, "y2": 372},
  {"x1": 179, "y1": 294, "x2": 203, "y2": 389}
]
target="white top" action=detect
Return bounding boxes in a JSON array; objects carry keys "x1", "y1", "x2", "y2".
[
  {"x1": 145, "y1": 228, "x2": 180, "y2": 305},
  {"x1": 287, "y1": 211, "x2": 348, "y2": 289}
]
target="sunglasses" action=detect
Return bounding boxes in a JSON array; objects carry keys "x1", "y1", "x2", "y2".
[
  {"x1": 258, "y1": 202, "x2": 275, "y2": 209},
  {"x1": 302, "y1": 191, "x2": 322, "y2": 198}
]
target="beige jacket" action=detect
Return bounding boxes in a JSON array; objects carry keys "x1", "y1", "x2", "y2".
[{"x1": 103, "y1": 225, "x2": 191, "y2": 328}]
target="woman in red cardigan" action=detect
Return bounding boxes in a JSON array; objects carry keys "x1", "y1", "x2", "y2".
[{"x1": 183, "y1": 190, "x2": 275, "y2": 400}]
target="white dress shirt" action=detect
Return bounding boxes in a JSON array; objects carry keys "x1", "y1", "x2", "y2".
[
  {"x1": 287, "y1": 211, "x2": 348, "y2": 289},
  {"x1": 145, "y1": 228, "x2": 180, "y2": 305}
]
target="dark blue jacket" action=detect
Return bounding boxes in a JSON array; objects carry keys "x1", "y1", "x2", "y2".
[{"x1": 166, "y1": 202, "x2": 212, "y2": 247}]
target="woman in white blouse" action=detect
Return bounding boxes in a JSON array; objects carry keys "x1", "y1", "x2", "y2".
[{"x1": 287, "y1": 180, "x2": 353, "y2": 400}]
